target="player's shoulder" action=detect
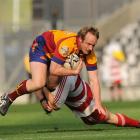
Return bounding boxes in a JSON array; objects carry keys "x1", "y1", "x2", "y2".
[
  {"x1": 46, "y1": 30, "x2": 76, "y2": 37},
  {"x1": 85, "y1": 51, "x2": 97, "y2": 64},
  {"x1": 54, "y1": 30, "x2": 77, "y2": 57},
  {"x1": 87, "y1": 51, "x2": 96, "y2": 57},
  {"x1": 40, "y1": 30, "x2": 77, "y2": 37},
  {"x1": 58, "y1": 38, "x2": 78, "y2": 56}
]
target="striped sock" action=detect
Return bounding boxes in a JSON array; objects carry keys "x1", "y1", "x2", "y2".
[
  {"x1": 8, "y1": 80, "x2": 28, "y2": 101},
  {"x1": 116, "y1": 113, "x2": 139, "y2": 127}
]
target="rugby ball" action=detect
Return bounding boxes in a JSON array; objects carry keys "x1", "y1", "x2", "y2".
[{"x1": 64, "y1": 53, "x2": 80, "y2": 69}]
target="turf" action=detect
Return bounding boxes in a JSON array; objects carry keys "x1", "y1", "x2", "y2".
[{"x1": 0, "y1": 101, "x2": 140, "y2": 140}]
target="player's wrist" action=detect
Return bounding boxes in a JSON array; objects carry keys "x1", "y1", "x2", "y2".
[
  {"x1": 71, "y1": 69, "x2": 79, "y2": 75},
  {"x1": 40, "y1": 98, "x2": 52, "y2": 114}
]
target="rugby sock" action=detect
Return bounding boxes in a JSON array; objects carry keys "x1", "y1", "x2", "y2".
[
  {"x1": 8, "y1": 80, "x2": 29, "y2": 101},
  {"x1": 116, "y1": 113, "x2": 139, "y2": 127}
]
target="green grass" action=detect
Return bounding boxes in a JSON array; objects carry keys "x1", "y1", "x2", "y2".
[{"x1": 0, "y1": 101, "x2": 140, "y2": 140}]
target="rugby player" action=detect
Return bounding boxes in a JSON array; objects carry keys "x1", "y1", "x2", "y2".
[
  {"x1": 0, "y1": 26, "x2": 105, "y2": 116},
  {"x1": 44, "y1": 75, "x2": 140, "y2": 127}
]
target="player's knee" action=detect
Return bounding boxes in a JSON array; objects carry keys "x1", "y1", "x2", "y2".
[
  {"x1": 33, "y1": 80, "x2": 46, "y2": 90},
  {"x1": 81, "y1": 109, "x2": 108, "y2": 125}
]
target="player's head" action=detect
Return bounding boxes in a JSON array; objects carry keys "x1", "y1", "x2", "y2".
[{"x1": 77, "y1": 26, "x2": 99, "y2": 55}]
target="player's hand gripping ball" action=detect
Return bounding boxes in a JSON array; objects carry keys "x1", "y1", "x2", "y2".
[{"x1": 64, "y1": 53, "x2": 80, "y2": 69}]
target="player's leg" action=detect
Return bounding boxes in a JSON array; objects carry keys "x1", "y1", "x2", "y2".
[
  {"x1": 0, "y1": 62, "x2": 47, "y2": 116},
  {"x1": 81, "y1": 107, "x2": 140, "y2": 128},
  {"x1": 8, "y1": 62, "x2": 47, "y2": 100},
  {"x1": 0, "y1": 36, "x2": 48, "y2": 116},
  {"x1": 26, "y1": 62, "x2": 47, "y2": 92},
  {"x1": 106, "y1": 110, "x2": 140, "y2": 127},
  {"x1": 81, "y1": 109, "x2": 108, "y2": 125}
]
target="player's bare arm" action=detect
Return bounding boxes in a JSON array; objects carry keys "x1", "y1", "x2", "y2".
[
  {"x1": 50, "y1": 59, "x2": 83, "y2": 76},
  {"x1": 88, "y1": 70, "x2": 105, "y2": 115}
]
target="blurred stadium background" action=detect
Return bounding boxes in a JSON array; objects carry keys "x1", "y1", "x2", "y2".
[{"x1": 0, "y1": 0, "x2": 140, "y2": 104}]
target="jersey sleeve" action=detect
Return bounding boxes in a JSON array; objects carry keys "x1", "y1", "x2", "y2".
[{"x1": 85, "y1": 51, "x2": 98, "y2": 71}]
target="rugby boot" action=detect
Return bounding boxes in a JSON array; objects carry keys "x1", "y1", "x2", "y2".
[{"x1": 0, "y1": 94, "x2": 12, "y2": 116}]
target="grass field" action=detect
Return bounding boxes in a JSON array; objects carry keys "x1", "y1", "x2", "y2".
[{"x1": 0, "y1": 101, "x2": 140, "y2": 140}]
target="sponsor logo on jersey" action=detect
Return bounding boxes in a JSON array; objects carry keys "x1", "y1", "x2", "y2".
[{"x1": 59, "y1": 46, "x2": 69, "y2": 57}]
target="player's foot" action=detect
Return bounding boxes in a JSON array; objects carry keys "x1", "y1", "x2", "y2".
[{"x1": 0, "y1": 94, "x2": 12, "y2": 116}]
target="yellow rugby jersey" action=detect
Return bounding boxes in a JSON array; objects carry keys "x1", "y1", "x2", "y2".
[{"x1": 33, "y1": 30, "x2": 97, "y2": 71}]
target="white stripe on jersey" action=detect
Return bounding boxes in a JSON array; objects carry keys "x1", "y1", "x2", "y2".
[
  {"x1": 73, "y1": 100, "x2": 95, "y2": 117},
  {"x1": 69, "y1": 81, "x2": 83, "y2": 97},
  {"x1": 66, "y1": 81, "x2": 87, "y2": 107},
  {"x1": 54, "y1": 76, "x2": 67, "y2": 104}
]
